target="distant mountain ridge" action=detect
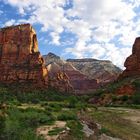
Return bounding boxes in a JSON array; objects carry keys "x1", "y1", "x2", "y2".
[
  {"x1": 43, "y1": 53, "x2": 99, "y2": 94},
  {"x1": 67, "y1": 58, "x2": 122, "y2": 83},
  {"x1": 43, "y1": 53, "x2": 122, "y2": 84}
]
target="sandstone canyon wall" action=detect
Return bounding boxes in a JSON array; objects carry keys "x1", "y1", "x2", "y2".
[
  {"x1": 120, "y1": 37, "x2": 140, "y2": 78},
  {"x1": 67, "y1": 59, "x2": 122, "y2": 84},
  {"x1": 0, "y1": 24, "x2": 74, "y2": 92},
  {"x1": 44, "y1": 53, "x2": 99, "y2": 94},
  {"x1": 0, "y1": 24, "x2": 48, "y2": 87}
]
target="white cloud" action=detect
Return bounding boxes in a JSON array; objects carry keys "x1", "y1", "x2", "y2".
[
  {"x1": 64, "y1": 0, "x2": 139, "y2": 68},
  {"x1": 50, "y1": 32, "x2": 60, "y2": 45},
  {"x1": 4, "y1": 19, "x2": 16, "y2": 26},
  {"x1": 2, "y1": 0, "x2": 140, "y2": 68}
]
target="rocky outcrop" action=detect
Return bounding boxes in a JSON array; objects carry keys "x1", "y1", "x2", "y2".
[
  {"x1": 67, "y1": 59, "x2": 122, "y2": 84},
  {"x1": 120, "y1": 37, "x2": 140, "y2": 78},
  {"x1": 47, "y1": 62, "x2": 73, "y2": 92},
  {"x1": 43, "y1": 53, "x2": 99, "y2": 94},
  {"x1": 0, "y1": 24, "x2": 71, "y2": 92},
  {"x1": 115, "y1": 85, "x2": 135, "y2": 95},
  {"x1": 0, "y1": 24, "x2": 48, "y2": 87}
]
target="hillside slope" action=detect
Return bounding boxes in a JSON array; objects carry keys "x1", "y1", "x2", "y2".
[
  {"x1": 67, "y1": 58, "x2": 122, "y2": 84},
  {"x1": 43, "y1": 53, "x2": 99, "y2": 94}
]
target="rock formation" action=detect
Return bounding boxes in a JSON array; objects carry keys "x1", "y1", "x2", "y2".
[
  {"x1": 63, "y1": 62, "x2": 98, "y2": 94},
  {"x1": 0, "y1": 24, "x2": 71, "y2": 92},
  {"x1": 44, "y1": 53, "x2": 99, "y2": 94},
  {"x1": 47, "y1": 62, "x2": 73, "y2": 92},
  {"x1": 0, "y1": 24, "x2": 48, "y2": 87},
  {"x1": 120, "y1": 37, "x2": 140, "y2": 78},
  {"x1": 67, "y1": 59, "x2": 122, "y2": 84},
  {"x1": 43, "y1": 53, "x2": 122, "y2": 93},
  {"x1": 115, "y1": 85, "x2": 135, "y2": 95}
]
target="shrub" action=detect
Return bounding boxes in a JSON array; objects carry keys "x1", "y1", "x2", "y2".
[
  {"x1": 132, "y1": 80, "x2": 140, "y2": 88},
  {"x1": 66, "y1": 120, "x2": 83, "y2": 139},
  {"x1": 48, "y1": 102, "x2": 62, "y2": 111},
  {"x1": 20, "y1": 128, "x2": 44, "y2": 140},
  {"x1": 2, "y1": 107, "x2": 54, "y2": 139},
  {"x1": 99, "y1": 127, "x2": 112, "y2": 136},
  {"x1": 48, "y1": 127, "x2": 65, "y2": 136},
  {"x1": 132, "y1": 92, "x2": 140, "y2": 104},
  {"x1": 75, "y1": 102, "x2": 87, "y2": 110},
  {"x1": 20, "y1": 108, "x2": 55, "y2": 127},
  {"x1": 0, "y1": 114, "x2": 6, "y2": 139},
  {"x1": 120, "y1": 95, "x2": 129, "y2": 102},
  {"x1": 67, "y1": 96, "x2": 78, "y2": 108},
  {"x1": 112, "y1": 95, "x2": 118, "y2": 102},
  {"x1": 92, "y1": 89, "x2": 105, "y2": 97},
  {"x1": 57, "y1": 111, "x2": 77, "y2": 121}
]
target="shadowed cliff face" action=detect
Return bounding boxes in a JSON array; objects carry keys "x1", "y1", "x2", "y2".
[{"x1": 0, "y1": 24, "x2": 48, "y2": 87}]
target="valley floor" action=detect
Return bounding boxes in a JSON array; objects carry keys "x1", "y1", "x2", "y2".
[
  {"x1": 6, "y1": 103, "x2": 140, "y2": 140},
  {"x1": 0, "y1": 88, "x2": 140, "y2": 140},
  {"x1": 89, "y1": 107, "x2": 140, "y2": 140}
]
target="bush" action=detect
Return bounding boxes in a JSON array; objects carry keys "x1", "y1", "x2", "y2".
[
  {"x1": 132, "y1": 92, "x2": 140, "y2": 104},
  {"x1": 57, "y1": 111, "x2": 77, "y2": 121},
  {"x1": 92, "y1": 89, "x2": 105, "y2": 97},
  {"x1": 0, "y1": 114, "x2": 6, "y2": 139},
  {"x1": 20, "y1": 108, "x2": 55, "y2": 127},
  {"x1": 75, "y1": 102, "x2": 87, "y2": 110},
  {"x1": 99, "y1": 127, "x2": 112, "y2": 136},
  {"x1": 112, "y1": 95, "x2": 118, "y2": 102},
  {"x1": 132, "y1": 80, "x2": 140, "y2": 88},
  {"x1": 48, "y1": 127, "x2": 65, "y2": 136},
  {"x1": 48, "y1": 102, "x2": 62, "y2": 111},
  {"x1": 67, "y1": 96, "x2": 78, "y2": 108},
  {"x1": 120, "y1": 95, "x2": 129, "y2": 102},
  {"x1": 0, "y1": 84, "x2": 67, "y2": 104},
  {"x1": 2, "y1": 107, "x2": 54, "y2": 139},
  {"x1": 19, "y1": 128, "x2": 44, "y2": 140},
  {"x1": 66, "y1": 120, "x2": 83, "y2": 139}
]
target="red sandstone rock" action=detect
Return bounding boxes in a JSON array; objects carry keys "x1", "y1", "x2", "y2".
[
  {"x1": 0, "y1": 24, "x2": 48, "y2": 87},
  {"x1": 115, "y1": 85, "x2": 135, "y2": 95},
  {"x1": 0, "y1": 24, "x2": 71, "y2": 92},
  {"x1": 46, "y1": 57, "x2": 99, "y2": 94},
  {"x1": 121, "y1": 37, "x2": 140, "y2": 78},
  {"x1": 63, "y1": 62, "x2": 99, "y2": 94},
  {"x1": 47, "y1": 62, "x2": 73, "y2": 92}
]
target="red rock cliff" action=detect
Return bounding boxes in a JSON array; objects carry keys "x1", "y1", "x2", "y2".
[
  {"x1": 0, "y1": 24, "x2": 48, "y2": 87},
  {"x1": 121, "y1": 37, "x2": 140, "y2": 78}
]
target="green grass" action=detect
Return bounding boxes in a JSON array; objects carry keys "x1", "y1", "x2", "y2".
[
  {"x1": 0, "y1": 106, "x2": 56, "y2": 140},
  {"x1": 66, "y1": 120, "x2": 84, "y2": 139},
  {"x1": 57, "y1": 111, "x2": 77, "y2": 121},
  {"x1": 48, "y1": 127, "x2": 65, "y2": 136},
  {"x1": 90, "y1": 107, "x2": 140, "y2": 140},
  {"x1": 0, "y1": 83, "x2": 140, "y2": 140}
]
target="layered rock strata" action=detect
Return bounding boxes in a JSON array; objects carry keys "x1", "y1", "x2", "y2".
[
  {"x1": 44, "y1": 53, "x2": 99, "y2": 94},
  {"x1": 121, "y1": 37, "x2": 140, "y2": 78},
  {"x1": 0, "y1": 24, "x2": 48, "y2": 87},
  {"x1": 0, "y1": 24, "x2": 74, "y2": 92},
  {"x1": 67, "y1": 59, "x2": 122, "y2": 84}
]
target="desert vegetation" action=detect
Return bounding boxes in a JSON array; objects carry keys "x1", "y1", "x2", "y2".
[{"x1": 0, "y1": 84, "x2": 140, "y2": 140}]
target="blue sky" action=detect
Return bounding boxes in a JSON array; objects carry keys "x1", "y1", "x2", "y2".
[{"x1": 0, "y1": 0, "x2": 140, "y2": 68}]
